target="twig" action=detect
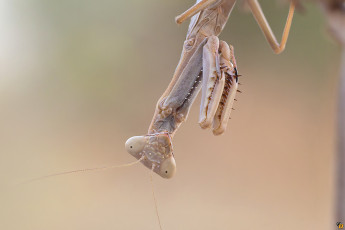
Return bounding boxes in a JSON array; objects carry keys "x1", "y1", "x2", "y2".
[
  {"x1": 319, "y1": 0, "x2": 345, "y2": 223},
  {"x1": 337, "y1": 46, "x2": 345, "y2": 223}
]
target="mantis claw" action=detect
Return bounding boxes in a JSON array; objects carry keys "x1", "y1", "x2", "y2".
[
  {"x1": 199, "y1": 36, "x2": 225, "y2": 129},
  {"x1": 213, "y1": 43, "x2": 239, "y2": 135},
  {"x1": 199, "y1": 36, "x2": 239, "y2": 134}
]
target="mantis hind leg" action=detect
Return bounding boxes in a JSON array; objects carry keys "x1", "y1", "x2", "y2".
[
  {"x1": 247, "y1": 0, "x2": 295, "y2": 54},
  {"x1": 175, "y1": 0, "x2": 219, "y2": 24}
]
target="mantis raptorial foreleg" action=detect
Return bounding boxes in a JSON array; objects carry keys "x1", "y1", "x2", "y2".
[
  {"x1": 199, "y1": 36, "x2": 225, "y2": 129},
  {"x1": 161, "y1": 38, "x2": 207, "y2": 125},
  {"x1": 199, "y1": 36, "x2": 238, "y2": 134},
  {"x1": 213, "y1": 41, "x2": 238, "y2": 135},
  {"x1": 198, "y1": 36, "x2": 239, "y2": 135}
]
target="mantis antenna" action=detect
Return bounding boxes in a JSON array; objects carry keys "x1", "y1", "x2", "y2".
[
  {"x1": 18, "y1": 156, "x2": 164, "y2": 230},
  {"x1": 18, "y1": 155, "x2": 145, "y2": 185},
  {"x1": 150, "y1": 164, "x2": 163, "y2": 230}
]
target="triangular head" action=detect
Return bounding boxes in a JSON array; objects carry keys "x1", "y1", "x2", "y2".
[{"x1": 125, "y1": 133, "x2": 176, "y2": 179}]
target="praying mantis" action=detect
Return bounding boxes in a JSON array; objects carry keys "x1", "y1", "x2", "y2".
[{"x1": 125, "y1": 0, "x2": 296, "y2": 178}]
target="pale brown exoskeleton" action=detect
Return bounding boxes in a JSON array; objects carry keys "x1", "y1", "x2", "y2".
[{"x1": 125, "y1": 0, "x2": 296, "y2": 179}]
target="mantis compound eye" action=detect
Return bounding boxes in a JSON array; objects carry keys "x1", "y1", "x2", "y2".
[
  {"x1": 158, "y1": 156, "x2": 176, "y2": 179},
  {"x1": 125, "y1": 136, "x2": 147, "y2": 156}
]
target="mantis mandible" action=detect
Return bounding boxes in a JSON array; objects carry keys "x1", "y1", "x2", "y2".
[{"x1": 125, "y1": 0, "x2": 296, "y2": 178}]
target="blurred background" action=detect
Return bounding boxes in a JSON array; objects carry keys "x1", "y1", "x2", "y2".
[{"x1": 0, "y1": 0, "x2": 341, "y2": 229}]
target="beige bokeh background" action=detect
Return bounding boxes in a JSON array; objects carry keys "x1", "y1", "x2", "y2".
[{"x1": 0, "y1": 0, "x2": 340, "y2": 229}]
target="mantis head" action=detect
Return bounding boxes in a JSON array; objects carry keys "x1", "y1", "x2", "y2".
[{"x1": 125, "y1": 133, "x2": 176, "y2": 179}]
